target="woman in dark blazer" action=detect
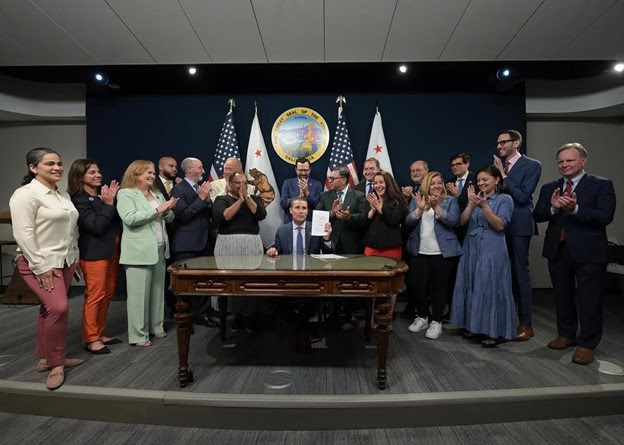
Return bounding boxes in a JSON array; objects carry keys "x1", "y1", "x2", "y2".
[
  {"x1": 68, "y1": 159, "x2": 123, "y2": 354},
  {"x1": 405, "y1": 171, "x2": 462, "y2": 340}
]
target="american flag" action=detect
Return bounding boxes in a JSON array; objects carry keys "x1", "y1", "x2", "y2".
[
  {"x1": 324, "y1": 109, "x2": 360, "y2": 190},
  {"x1": 209, "y1": 111, "x2": 241, "y2": 181}
]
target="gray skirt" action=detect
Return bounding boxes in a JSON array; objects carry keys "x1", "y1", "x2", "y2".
[{"x1": 214, "y1": 233, "x2": 264, "y2": 256}]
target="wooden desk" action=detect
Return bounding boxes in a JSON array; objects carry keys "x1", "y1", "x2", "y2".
[{"x1": 169, "y1": 254, "x2": 407, "y2": 390}]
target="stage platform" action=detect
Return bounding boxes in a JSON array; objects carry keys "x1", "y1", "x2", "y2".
[{"x1": 1, "y1": 289, "x2": 623, "y2": 432}]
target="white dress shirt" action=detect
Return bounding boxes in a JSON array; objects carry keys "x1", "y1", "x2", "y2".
[{"x1": 9, "y1": 179, "x2": 79, "y2": 275}]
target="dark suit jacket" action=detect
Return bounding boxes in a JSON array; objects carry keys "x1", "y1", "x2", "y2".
[
  {"x1": 155, "y1": 177, "x2": 170, "y2": 200},
  {"x1": 271, "y1": 222, "x2": 332, "y2": 254},
  {"x1": 280, "y1": 177, "x2": 323, "y2": 223},
  {"x1": 534, "y1": 174, "x2": 615, "y2": 264},
  {"x1": 447, "y1": 172, "x2": 476, "y2": 212},
  {"x1": 355, "y1": 181, "x2": 376, "y2": 195},
  {"x1": 316, "y1": 187, "x2": 366, "y2": 254},
  {"x1": 362, "y1": 198, "x2": 406, "y2": 250},
  {"x1": 170, "y1": 180, "x2": 212, "y2": 253},
  {"x1": 503, "y1": 155, "x2": 542, "y2": 236},
  {"x1": 71, "y1": 191, "x2": 122, "y2": 260}
]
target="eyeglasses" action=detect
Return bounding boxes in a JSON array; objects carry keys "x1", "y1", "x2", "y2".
[
  {"x1": 328, "y1": 176, "x2": 342, "y2": 182},
  {"x1": 497, "y1": 139, "x2": 515, "y2": 146}
]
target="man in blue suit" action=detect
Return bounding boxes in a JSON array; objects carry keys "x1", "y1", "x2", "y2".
[
  {"x1": 280, "y1": 157, "x2": 323, "y2": 223},
  {"x1": 535, "y1": 143, "x2": 615, "y2": 365},
  {"x1": 170, "y1": 157, "x2": 218, "y2": 327},
  {"x1": 493, "y1": 130, "x2": 542, "y2": 342},
  {"x1": 267, "y1": 197, "x2": 332, "y2": 256}
]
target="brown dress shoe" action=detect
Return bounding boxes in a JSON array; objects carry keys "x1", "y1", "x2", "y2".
[
  {"x1": 572, "y1": 347, "x2": 594, "y2": 365},
  {"x1": 547, "y1": 336, "x2": 576, "y2": 350},
  {"x1": 514, "y1": 324, "x2": 534, "y2": 342}
]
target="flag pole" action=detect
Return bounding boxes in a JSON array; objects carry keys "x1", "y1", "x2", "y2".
[{"x1": 228, "y1": 98, "x2": 236, "y2": 113}]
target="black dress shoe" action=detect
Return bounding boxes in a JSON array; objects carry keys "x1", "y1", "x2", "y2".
[
  {"x1": 102, "y1": 338, "x2": 123, "y2": 345},
  {"x1": 195, "y1": 313, "x2": 219, "y2": 328},
  {"x1": 84, "y1": 345, "x2": 111, "y2": 355}
]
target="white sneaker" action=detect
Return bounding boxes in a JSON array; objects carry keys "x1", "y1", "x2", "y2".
[
  {"x1": 408, "y1": 317, "x2": 429, "y2": 333},
  {"x1": 425, "y1": 321, "x2": 442, "y2": 339}
]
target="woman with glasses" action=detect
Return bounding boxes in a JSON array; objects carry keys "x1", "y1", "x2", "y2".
[{"x1": 213, "y1": 171, "x2": 267, "y2": 332}]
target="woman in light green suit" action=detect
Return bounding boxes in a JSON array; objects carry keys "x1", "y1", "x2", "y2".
[{"x1": 117, "y1": 160, "x2": 178, "y2": 347}]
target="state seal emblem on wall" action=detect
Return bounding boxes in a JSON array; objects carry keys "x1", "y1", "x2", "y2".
[{"x1": 271, "y1": 107, "x2": 330, "y2": 165}]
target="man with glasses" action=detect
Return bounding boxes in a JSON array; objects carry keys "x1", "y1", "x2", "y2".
[
  {"x1": 316, "y1": 167, "x2": 365, "y2": 254},
  {"x1": 280, "y1": 157, "x2": 323, "y2": 223},
  {"x1": 493, "y1": 130, "x2": 542, "y2": 342}
]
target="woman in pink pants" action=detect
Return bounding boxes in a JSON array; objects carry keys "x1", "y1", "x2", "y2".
[{"x1": 9, "y1": 147, "x2": 83, "y2": 390}]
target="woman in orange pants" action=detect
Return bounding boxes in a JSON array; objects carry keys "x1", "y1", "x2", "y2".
[{"x1": 68, "y1": 159, "x2": 122, "y2": 354}]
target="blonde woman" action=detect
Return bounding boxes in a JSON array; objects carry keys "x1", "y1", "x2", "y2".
[{"x1": 117, "y1": 160, "x2": 178, "y2": 347}]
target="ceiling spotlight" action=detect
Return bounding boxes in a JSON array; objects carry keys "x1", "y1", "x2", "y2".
[
  {"x1": 93, "y1": 72, "x2": 109, "y2": 85},
  {"x1": 398, "y1": 65, "x2": 407, "y2": 74},
  {"x1": 614, "y1": 63, "x2": 624, "y2": 73},
  {"x1": 188, "y1": 67, "x2": 197, "y2": 75},
  {"x1": 496, "y1": 68, "x2": 511, "y2": 80}
]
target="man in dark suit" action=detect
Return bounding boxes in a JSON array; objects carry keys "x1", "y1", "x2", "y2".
[
  {"x1": 155, "y1": 156, "x2": 180, "y2": 200},
  {"x1": 316, "y1": 167, "x2": 365, "y2": 254},
  {"x1": 493, "y1": 130, "x2": 542, "y2": 342},
  {"x1": 170, "y1": 157, "x2": 218, "y2": 328},
  {"x1": 534, "y1": 143, "x2": 615, "y2": 365},
  {"x1": 280, "y1": 157, "x2": 323, "y2": 223},
  {"x1": 267, "y1": 197, "x2": 332, "y2": 257},
  {"x1": 355, "y1": 157, "x2": 380, "y2": 195}
]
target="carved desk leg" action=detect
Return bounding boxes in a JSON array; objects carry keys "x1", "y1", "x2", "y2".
[
  {"x1": 218, "y1": 296, "x2": 228, "y2": 341},
  {"x1": 364, "y1": 298, "x2": 374, "y2": 343},
  {"x1": 374, "y1": 298, "x2": 392, "y2": 390},
  {"x1": 174, "y1": 296, "x2": 193, "y2": 387}
]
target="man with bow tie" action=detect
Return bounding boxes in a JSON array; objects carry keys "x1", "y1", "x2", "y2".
[
  {"x1": 170, "y1": 157, "x2": 218, "y2": 328},
  {"x1": 534, "y1": 143, "x2": 615, "y2": 365}
]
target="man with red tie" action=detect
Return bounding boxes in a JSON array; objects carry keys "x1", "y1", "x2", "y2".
[{"x1": 534, "y1": 143, "x2": 615, "y2": 365}]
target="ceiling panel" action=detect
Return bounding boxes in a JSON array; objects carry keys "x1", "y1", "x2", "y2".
[
  {"x1": 441, "y1": 0, "x2": 542, "y2": 61},
  {"x1": 32, "y1": 0, "x2": 154, "y2": 64},
  {"x1": 180, "y1": 0, "x2": 266, "y2": 63},
  {"x1": 106, "y1": 0, "x2": 211, "y2": 64},
  {"x1": 499, "y1": 0, "x2": 618, "y2": 60},
  {"x1": 383, "y1": 0, "x2": 470, "y2": 61},
  {"x1": 325, "y1": 0, "x2": 396, "y2": 62},
  {"x1": 561, "y1": 1, "x2": 624, "y2": 60},
  {"x1": 0, "y1": 0, "x2": 96, "y2": 65},
  {"x1": 252, "y1": 0, "x2": 324, "y2": 62},
  {"x1": 0, "y1": 31, "x2": 35, "y2": 65}
]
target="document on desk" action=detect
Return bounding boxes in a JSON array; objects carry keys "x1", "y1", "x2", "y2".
[
  {"x1": 311, "y1": 210, "x2": 330, "y2": 236},
  {"x1": 310, "y1": 254, "x2": 346, "y2": 260}
]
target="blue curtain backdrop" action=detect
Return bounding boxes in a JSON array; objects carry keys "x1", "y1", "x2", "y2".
[{"x1": 86, "y1": 91, "x2": 525, "y2": 188}]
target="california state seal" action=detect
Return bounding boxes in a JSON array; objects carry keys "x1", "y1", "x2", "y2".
[{"x1": 271, "y1": 107, "x2": 329, "y2": 165}]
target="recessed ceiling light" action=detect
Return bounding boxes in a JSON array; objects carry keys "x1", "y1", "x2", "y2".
[
  {"x1": 614, "y1": 63, "x2": 624, "y2": 73},
  {"x1": 188, "y1": 67, "x2": 197, "y2": 75},
  {"x1": 93, "y1": 72, "x2": 108, "y2": 85},
  {"x1": 496, "y1": 68, "x2": 511, "y2": 80},
  {"x1": 398, "y1": 65, "x2": 407, "y2": 73}
]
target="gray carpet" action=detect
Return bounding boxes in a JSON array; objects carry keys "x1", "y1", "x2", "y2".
[{"x1": 1, "y1": 289, "x2": 623, "y2": 395}]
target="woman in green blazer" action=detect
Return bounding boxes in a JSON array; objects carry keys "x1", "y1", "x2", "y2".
[{"x1": 117, "y1": 160, "x2": 178, "y2": 347}]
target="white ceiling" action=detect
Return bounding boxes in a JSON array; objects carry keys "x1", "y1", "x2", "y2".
[{"x1": 1, "y1": 0, "x2": 623, "y2": 66}]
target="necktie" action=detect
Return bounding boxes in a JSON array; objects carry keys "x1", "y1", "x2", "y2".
[
  {"x1": 559, "y1": 180, "x2": 574, "y2": 241},
  {"x1": 367, "y1": 182, "x2": 373, "y2": 194},
  {"x1": 165, "y1": 180, "x2": 172, "y2": 194},
  {"x1": 457, "y1": 178, "x2": 464, "y2": 194},
  {"x1": 504, "y1": 161, "x2": 510, "y2": 175},
  {"x1": 296, "y1": 226, "x2": 304, "y2": 255},
  {"x1": 336, "y1": 190, "x2": 343, "y2": 202},
  {"x1": 193, "y1": 183, "x2": 199, "y2": 192}
]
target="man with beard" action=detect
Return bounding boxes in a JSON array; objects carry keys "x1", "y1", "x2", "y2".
[{"x1": 280, "y1": 157, "x2": 323, "y2": 223}]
